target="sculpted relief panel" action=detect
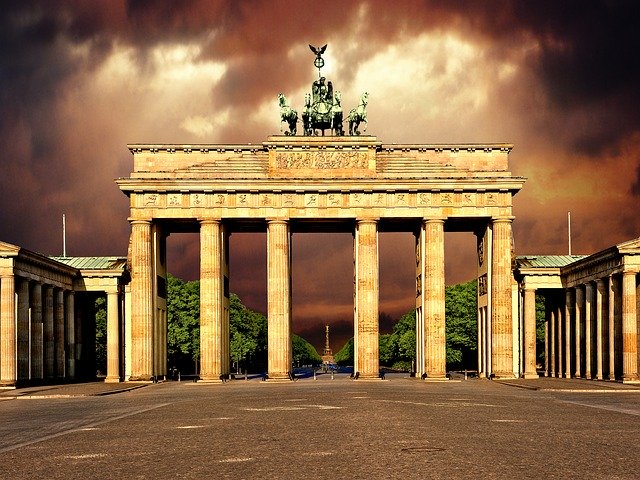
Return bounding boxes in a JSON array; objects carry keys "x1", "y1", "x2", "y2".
[{"x1": 134, "y1": 189, "x2": 512, "y2": 219}]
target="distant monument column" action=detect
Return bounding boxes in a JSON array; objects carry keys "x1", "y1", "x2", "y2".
[
  {"x1": 621, "y1": 270, "x2": 638, "y2": 382},
  {"x1": 490, "y1": 217, "x2": 514, "y2": 378},
  {"x1": 423, "y1": 218, "x2": 446, "y2": 379},
  {"x1": 199, "y1": 219, "x2": 227, "y2": 382},
  {"x1": 0, "y1": 274, "x2": 16, "y2": 386},
  {"x1": 354, "y1": 219, "x2": 379, "y2": 379},
  {"x1": 129, "y1": 219, "x2": 154, "y2": 381},
  {"x1": 267, "y1": 219, "x2": 292, "y2": 380}
]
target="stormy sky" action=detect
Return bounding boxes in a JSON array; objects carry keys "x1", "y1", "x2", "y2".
[{"x1": 2, "y1": 1, "x2": 639, "y2": 352}]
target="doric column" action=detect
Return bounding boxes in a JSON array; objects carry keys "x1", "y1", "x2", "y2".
[
  {"x1": 105, "y1": 290, "x2": 121, "y2": 382},
  {"x1": 54, "y1": 288, "x2": 65, "y2": 378},
  {"x1": 199, "y1": 219, "x2": 225, "y2": 382},
  {"x1": 17, "y1": 279, "x2": 29, "y2": 380},
  {"x1": 556, "y1": 301, "x2": 563, "y2": 378},
  {"x1": 585, "y1": 282, "x2": 593, "y2": 379},
  {"x1": 0, "y1": 274, "x2": 16, "y2": 386},
  {"x1": 575, "y1": 286, "x2": 584, "y2": 378},
  {"x1": 267, "y1": 219, "x2": 292, "y2": 380},
  {"x1": 129, "y1": 219, "x2": 154, "y2": 381},
  {"x1": 621, "y1": 270, "x2": 638, "y2": 382},
  {"x1": 354, "y1": 219, "x2": 379, "y2": 379},
  {"x1": 491, "y1": 217, "x2": 514, "y2": 378},
  {"x1": 523, "y1": 288, "x2": 538, "y2": 378},
  {"x1": 424, "y1": 218, "x2": 446, "y2": 379},
  {"x1": 548, "y1": 301, "x2": 556, "y2": 377},
  {"x1": 596, "y1": 279, "x2": 606, "y2": 380},
  {"x1": 544, "y1": 313, "x2": 549, "y2": 377},
  {"x1": 64, "y1": 290, "x2": 75, "y2": 379},
  {"x1": 30, "y1": 282, "x2": 43, "y2": 380},
  {"x1": 564, "y1": 290, "x2": 572, "y2": 378},
  {"x1": 608, "y1": 275, "x2": 616, "y2": 380},
  {"x1": 43, "y1": 285, "x2": 54, "y2": 379}
]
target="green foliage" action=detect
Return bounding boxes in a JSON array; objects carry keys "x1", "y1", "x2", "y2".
[
  {"x1": 95, "y1": 296, "x2": 106, "y2": 373},
  {"x1": 292, "y1": 334, "x2": 322, "y2": 366},
  {"x1": 334, "y1": 338, "x2": 354, "y2": 365},
  {"x1": 229, "y1": 293, "x2": 267, "y2": 370},
  {"x1": 167, "y1": 274, "x2": 201, "y2": 368},
  {"x1": 444, "y1": 279, "x2": 478, "y2": 368}
]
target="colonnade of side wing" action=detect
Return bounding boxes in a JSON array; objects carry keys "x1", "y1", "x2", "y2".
[{"x1": 539, "y1": 270, "x2": 639, "y2": 382}]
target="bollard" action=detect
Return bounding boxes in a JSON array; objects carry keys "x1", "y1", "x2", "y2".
[
  {"x1": 331, "y1": 371, "x2": 334, "y2": 380},
  {"x1": 314, "y1": 370, "x2": 317, "y2": 380},
  {"x1": 178, "y1": 372, "x2": 181, "y2": 382},
  {"x1": 464, "y1": 369, "x2": 467, "y2": 380}
]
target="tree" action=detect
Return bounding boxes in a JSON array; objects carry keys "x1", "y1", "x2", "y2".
[
  {"x1": 444, "y1": 279, "x2": 477, "y2": 368},
  {"x1": 334, "y1": 338, "x2": 354, "y2": 365},
  {"x1": 229, "y1": 293, "x2": 268, "y2": 371},
  {"x1": 292, "y1": 334, "x2": 322, "y2": 366},
  {"x1": 95, "y1": 296, "x2": 106, "y2": 374},
  {"x1": 167, "y1": 274, "x2": 200, "y2": 372}
]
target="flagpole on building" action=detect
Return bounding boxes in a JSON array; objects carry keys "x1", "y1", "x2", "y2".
[
  {"x1": 568, "y1": 211, "x2": 571, "y2": 256},
  {"x1": 63, "y1": 213, "x2": 66, "y2": 257}
]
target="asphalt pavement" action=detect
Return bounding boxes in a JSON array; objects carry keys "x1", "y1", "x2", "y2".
[{"x1": 1, "y1": 374, "x2": 639, "y2": 479}]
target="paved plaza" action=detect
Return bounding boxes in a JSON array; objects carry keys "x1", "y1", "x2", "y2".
[{"x1": 1, "y1": 376, "x2": 640, "y2": 479}]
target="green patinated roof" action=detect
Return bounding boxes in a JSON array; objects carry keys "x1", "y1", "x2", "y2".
[
  {"x1": 516, "y1": 255, "x2": 587, "y2": 269},
  {"x1": 50, "y1": 256, "x2": 127, "y2": 270}
]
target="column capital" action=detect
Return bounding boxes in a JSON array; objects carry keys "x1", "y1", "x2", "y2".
[
  {"x1": 129, "y1": 218, "x2": 152, "y2": 226},
  {"x1": 356, "y1": 217, "x2": 379, "y2": 225},
  {"x1": 491, "y1": 216, "x2": 515, "y2": 224},
  {"x1": 266, "y1": 218, "x2": 289, "y2": 225},
  {"x1": 199, "y1": 218, "x2": 221, "y2": 226},
  {"x1": 423, "y1": 217, "x2": 446, "y2": 225}
]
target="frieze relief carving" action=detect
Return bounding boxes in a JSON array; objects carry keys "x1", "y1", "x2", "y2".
[
  {"x1": 136, "y1": 189, "x2": 508, "y2": 212},
  {"x1": 167, "y1": 193, "x2": 182, "y2": 207},
  {"x1": 274, "y1": 150, "x2": 369, "y2": 169}
]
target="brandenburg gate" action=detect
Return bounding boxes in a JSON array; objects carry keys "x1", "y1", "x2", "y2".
[
  {"x1": 117, "y1": 135, "x2": 525, "y2": 381},
  {"x1": 117, "y1": 45, "x2": 525, "y2": 382}
]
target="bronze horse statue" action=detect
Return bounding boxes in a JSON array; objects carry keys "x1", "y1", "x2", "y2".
[
  {"x1": 347, "y1": 92, "x2": 368, "y2": 136},
  {"x1": 278, "y1": 93, "x2": 298, "y2": 136}
]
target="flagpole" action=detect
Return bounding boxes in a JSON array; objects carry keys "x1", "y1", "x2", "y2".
[
  {"x1": 63, "y1": 214, "x2": 66, "y2": 257},
  {"x1": 568, "y1": 211, "x2": 571, "y2": 255}
]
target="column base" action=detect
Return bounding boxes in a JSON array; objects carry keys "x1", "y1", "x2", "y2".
[
  {"x1": 421, "y1": 377, "x2": 448, "y2": 382},
  {"x1": 127, "y1": 375, "x2": 154, "y2": 382},
  {"x1": 0, "y1": 383, "x2": 17, "y2": 389},
  {"x1": 197, "y1": 379, "x2": 226, "y2": 384},
  {"x1": 622, "y1": 377, "x2": 640, "y2": 384},
  {"x1": 104, "y1": 376, "x2": 121, "y2": 383},
  {"x1": 522, "y1": 373, "x2": 539, "y2": 379},
  {"x1": 264, "y1": 377, "x2": 294, "y2": 383}
]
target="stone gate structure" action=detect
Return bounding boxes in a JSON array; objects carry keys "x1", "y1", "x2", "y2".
[{"x1": 117, "y1": 135, "x2": 526, "y2": 381}]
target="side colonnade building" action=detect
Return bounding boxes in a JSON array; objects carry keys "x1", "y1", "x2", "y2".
[
  {"x1": 0, "y1": 241, "x2": 129, "y2": 387},
  {"x1": 515, "y1": 237, "x2": 640, "y2": 382}
]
